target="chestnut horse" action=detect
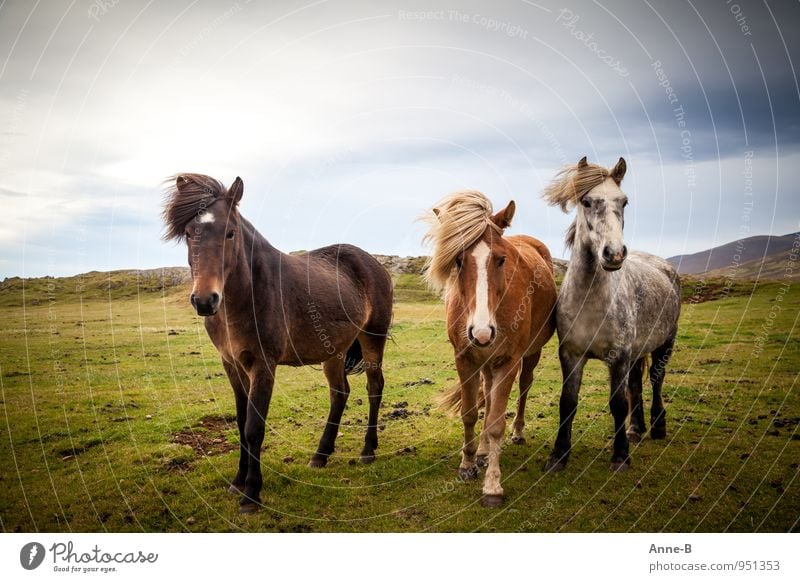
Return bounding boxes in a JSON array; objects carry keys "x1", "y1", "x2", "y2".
[
  {"x1": 424, "y1": 191, "x2": 557, "y2": 507},
  {"x1": 162, "y1": 174, "x2": 393, "y2": 513}
]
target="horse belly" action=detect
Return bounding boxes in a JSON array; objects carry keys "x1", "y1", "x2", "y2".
[
  {"x1": 632, "y1": 293, "x2": 679, "y2": 355},
  {"x1": 282, "y1": 302, "x2": 364, "y2": 365}
]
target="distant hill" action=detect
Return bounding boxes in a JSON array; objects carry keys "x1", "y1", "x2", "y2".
[
  {"x1": 0, "y1": 267, "x2": 192, "y2": 308},
  {"x1": 702, "y1": 250, "x2": 799, "y2": 281},
  {"x1": 667, "y1": 232, "x2": 799, "y2": 276}
]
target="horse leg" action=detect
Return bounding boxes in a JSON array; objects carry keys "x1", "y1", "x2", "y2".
[
  {"x1": 222, "y1": 360, "x2": 248, "y2": 495},
  {"x1": 544, "y1": 346, "x2": 586, "y2": 472},
  {"x1": 650, "y1": 337, "x2": 674, "y2": 440},
  {"x1": 609, "y1": 354, "x2": 632, "y2": 472},
  {"x1": 481, "y1": 361, "x2": 519, "y2": 508},
  {"x1": 626, "y1": 358, "x2": 646, "y2": 443},
  {"x1": 310, "y1": 356, "x2": 350, "y2": 468},
  {"x1": 476, "y1": 368, "x2": 492, "y2": 467},
  {"x1": 512, "y1": 351, "x2": 540, "y2": 445},
  {"x1": 456, "y1": 358, "x2": 481, "y2": 481},
  {"x1": 359, "y1": 333, "x2": 387, "y2": 464},
  {"x1": 240, "y1": 359, "x2": 276, "y2": 514}
]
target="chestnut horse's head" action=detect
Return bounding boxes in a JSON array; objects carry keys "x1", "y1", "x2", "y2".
[
  {"x1": 423, "y1": 191, "x2": 516, "y2": 348},
  {"x1": 162, "y1": 174, "x2": 244, "y2": 316}
]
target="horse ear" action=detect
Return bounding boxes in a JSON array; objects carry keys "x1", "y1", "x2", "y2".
[
  {"x1": 175, "y1": 175, "x2": 191, "y2": 191},
  {"x1": 611, "y1": 157, "x2": 626, "y2": 184},
  {"x1": 491, "y1": 200, "x2": 516, "y2": 230},
  {"x1": 578, "y1": 156, "x2": 588, "y2": 169},
  {"x1": 432, "y1": 207, "x2": 442, "y2": 222},
  {"x1": 228, "y1": 177, "x2": 244, "y2": 204}
]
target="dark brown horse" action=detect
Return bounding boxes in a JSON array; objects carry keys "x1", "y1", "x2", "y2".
[{"x1": 162, "y1": 174, "x2": 393, "y2": 513}]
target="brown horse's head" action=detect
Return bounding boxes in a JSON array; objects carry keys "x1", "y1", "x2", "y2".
[
  {"x1": 453, "y1": 203, "x2": 516, "y2": 347},
  {"x1": 162, "y1": 174, "x2": 244, "y2": 316},
  {"x1": 423, "y1": 191, "x2": 515, "y2": 348}
]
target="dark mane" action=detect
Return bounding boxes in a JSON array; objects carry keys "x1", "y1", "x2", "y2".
[
  {"x1": 565, "y1": 219, "x2": 577, "y2": 250},
  {"x1": 161, "y1": 173, "x2": 227, "y2": 241}
]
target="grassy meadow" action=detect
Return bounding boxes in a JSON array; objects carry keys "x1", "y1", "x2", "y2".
[{"x1": 0, "y1": 268, "x2": 798, "y2": 532}]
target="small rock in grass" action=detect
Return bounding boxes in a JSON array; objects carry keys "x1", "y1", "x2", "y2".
[{"x1": 688, "y1": 493, "x2": 702, "y2": 502}]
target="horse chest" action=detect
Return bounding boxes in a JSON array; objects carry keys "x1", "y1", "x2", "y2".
[
  {"x1": 557, "y1": 298, "x2": 632, "y2": 357},
  {"x1": 205, "y1": 317, "x2": 266, "y2": 366}
]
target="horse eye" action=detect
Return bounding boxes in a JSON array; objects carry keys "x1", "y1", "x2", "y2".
[
  {"x1": 226, "y1": 231, "x2": 235, "y2": 240},
  {"x1": 455, "y1": 257, "x2": 463, "y2": 269},
  {"x1": 622, "y1": 200, "x2": 628, "y2": 208},
  {"x1": 498, "y1": 256, "x2": 506, "y2": 266},
  {"x1": 581, "y1": 198, "x2": 591, "y2": 208}
]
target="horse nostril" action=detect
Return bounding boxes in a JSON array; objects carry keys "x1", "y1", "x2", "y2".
[
  {"x1": 602, "y1": 246, "x2": 613, "y2": 261},
  {"x1": 190, "y1": 293, "x2": 197, "y2": 307},
  {"x1": 489, "y1": 325, "x2": 496, "y2": 341},
  {"x1": 210, "y1": 292, "x2": 220, "y2": 307},
  {"x1": 621, "y1": 245, "x2": 628, "y2": 259},
  {"x1": 467, "y1": 326, "x2": 475, "y2": 341}
]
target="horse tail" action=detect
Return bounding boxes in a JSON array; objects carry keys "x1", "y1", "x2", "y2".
[
  {"x1": 436, "y1": 377, "x2": 486, "y2": 415},
  {"x1": 344, "y1": 339, "x2": 364, "y2": 375},
  {"x1": 641, "y1": 354, "x2": 651, "y2": 383},
  {"x1": 436, "y1": 383, "x2": 463, "y2": 415}
]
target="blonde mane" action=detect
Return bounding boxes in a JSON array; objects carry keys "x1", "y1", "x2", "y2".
[
  {"x1": 543, "y1": 159, "x2": 613, "y2": 249},
  {"x1": 421, "y1": 190, "x2": 500, "y2": 293},
  {"x1": 542, "y1": 160, "x2": 611, "y2": 212}
]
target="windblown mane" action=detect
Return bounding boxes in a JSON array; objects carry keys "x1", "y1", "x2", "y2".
[
  {"x1": 421, "y1": 190, "x2": 499, "y2": 293},
  {"x1": 542, "y1": 161, "x2": 610, "y2": 249},
  {"x1": 161, "y1": 173, "x2": 227, "y2": 241}
]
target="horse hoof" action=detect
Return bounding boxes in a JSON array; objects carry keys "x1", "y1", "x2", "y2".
[
  {"x1": 227, "y1": 483, "x2": 243, "y2": 495},
  {"x1": 610, "y1": 458, "x2": 631, "y2": 472},
  {"x1": 511, "y1": 435, "x2": 526, "y2": 445},
  {"x1": 458, "y1": 466, "x2": 478, "y2": 481},
  {"x1": 476, "y1": 454, "x2": 488, "y2": 468},
  {"x1": 481, "y1": 494, "x2": 503, "y2": 508},
  {"x1": 544, "y1": 456, "x2": 567, "y2": 473},
  {"x1": 308, "y1": 456, "x2": 328, "y2": 468},
  {"x1": 239, "y1": 502, "x2": 260, "y2": 515},
  {"x1": 359, "y1": 453, "x2": 375, "y2": 464},
  {"x1": 650, "y1": 426, "x2": 667, "y2": 440},
  {"x1": 626, "y1": 431, "x2": 643, "y2": 444}
]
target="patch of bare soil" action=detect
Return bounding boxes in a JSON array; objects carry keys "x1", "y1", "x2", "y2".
[{"x1": 172, "y1": 414, "x2": 238, "y2": 457}]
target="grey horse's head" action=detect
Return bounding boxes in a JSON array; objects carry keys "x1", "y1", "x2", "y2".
[{"x1": 574, "y1": 157, "x2": 629, "y2": 271}]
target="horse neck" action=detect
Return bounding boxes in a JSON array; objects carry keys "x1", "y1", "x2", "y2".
[
  {"x1": 222, "y1": 217, "x2": 280, "y2": 306},
  {"x1": 563, "y1": 235, "x2": 613, "y2": 304}
]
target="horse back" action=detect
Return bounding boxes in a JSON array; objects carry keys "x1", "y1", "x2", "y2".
[{"x1": 302, "y1": 243, "x2": 393, "y2": 327}]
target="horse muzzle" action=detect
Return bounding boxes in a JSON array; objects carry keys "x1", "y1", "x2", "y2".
[
  {"x1": 601, "y1": 244, "x2": 627, "y2": 271},
  {"x1": 468, "y1": 324, "x2": 496, "y2": 348},
  {"x1": 191, "y1": 292, "x2": 221, "y2": 316}
]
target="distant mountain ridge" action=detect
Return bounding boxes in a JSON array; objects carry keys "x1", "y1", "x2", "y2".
[{"x1": 667, "y1": 232, "x2": 799, "y2": 277}]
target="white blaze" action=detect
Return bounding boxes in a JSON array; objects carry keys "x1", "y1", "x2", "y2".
[
  {"x1": 470, "y1": 241, "x2": 493, "y2": 342},
  {"x1": 198, "y1": 212, "x2": 215, "y2": 224}
]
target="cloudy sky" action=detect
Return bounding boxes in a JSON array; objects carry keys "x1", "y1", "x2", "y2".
[{"x1": 0, "y1": 0, "x2": 797, "y2": 277}]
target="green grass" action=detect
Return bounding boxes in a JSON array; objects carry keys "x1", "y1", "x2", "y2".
[{"x1": 0, "y1": 270, "x2": 798, "y2": 532}]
